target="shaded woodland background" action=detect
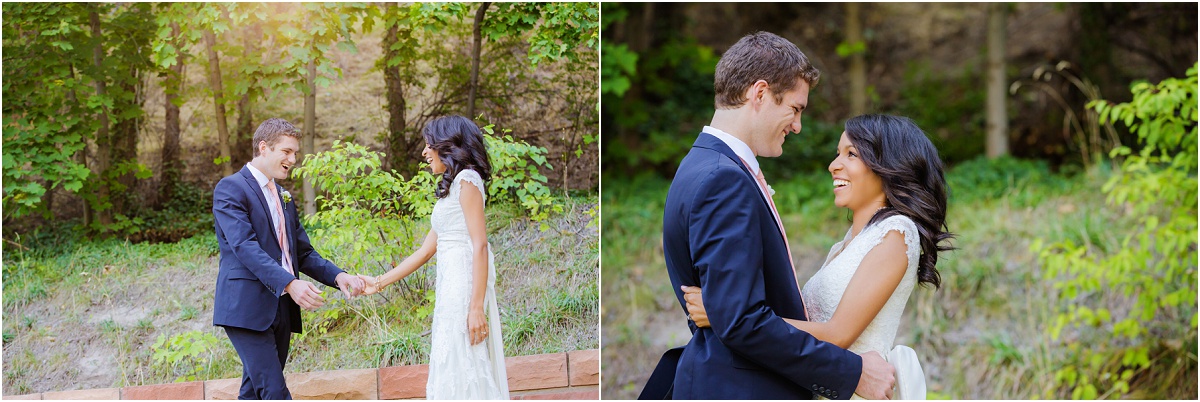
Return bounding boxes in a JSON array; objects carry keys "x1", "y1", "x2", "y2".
[
  {"x1": 3, "y1": 2, "x2": 599, "y2": 395},
  {"x1": 602, "y1": 2, "x2": 1195, "y2": 176},
  {"x1": 600, "y1": 2, "x2": 1197, "y2": 399},
  {"x1": 4, "y1": 2, "x2": 598, "y2": 239}
]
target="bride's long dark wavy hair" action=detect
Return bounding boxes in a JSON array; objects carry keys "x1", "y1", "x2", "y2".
[
  {"x1": 845, "y1": 114, "x2": 955, "y2": 288},
  {"x1": 423, "y1": 115, "x2": 492, "y2": 199}
]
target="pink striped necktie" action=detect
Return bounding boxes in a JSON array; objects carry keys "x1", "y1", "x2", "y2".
[
  {"x1": 267, "y1": 181, "x2": 293, "y2": 276},
  {"x1": 739, "y1": 158, "x2": 809, "y2": 319}
]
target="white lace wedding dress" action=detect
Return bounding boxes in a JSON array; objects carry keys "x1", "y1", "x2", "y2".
[
  {"x1": 426, "y1": 169, "x2": 509, "y2": 399},
  {"x1": 801, "y1": 214, "x2": 925, "y2": 399}
]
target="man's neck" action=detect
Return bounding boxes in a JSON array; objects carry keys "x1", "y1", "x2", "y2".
[
  {"x1": 709, "y1": 108, "x2": 756, "y2": 155},
  {"x1": 248, "y1": 159, "x2": 267, "y2": 177}
]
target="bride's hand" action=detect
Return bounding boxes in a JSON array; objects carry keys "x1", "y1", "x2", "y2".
[
  {"x1": 467, "y1": 306, "x2": 488, "y2": 345},
  {"x1": 356, "y1": 274, "x2": 380, "y2": 295},
  {"x1": 681, "y1": 286, "x2": 710, "y2": 328}
]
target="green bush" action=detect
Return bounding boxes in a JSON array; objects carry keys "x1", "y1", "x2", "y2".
[
  {"x1": 150, "y1": 330, "x2": 224, "y2": 383},
  {"x1": 1033, "y1": 63, "x2": 1197, "y2": 399},
  {"x1": 483, "y1": 125, "x2": 563, "y2": 229}
]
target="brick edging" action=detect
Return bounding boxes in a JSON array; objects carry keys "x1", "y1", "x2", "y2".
[{"x1": 5, "y1": 349, "x2": 600, "y2": 400}]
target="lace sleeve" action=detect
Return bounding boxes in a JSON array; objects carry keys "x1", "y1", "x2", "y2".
[
  {"x1": 454, "y1": 169, "x2": 487, "y2": 203},
  {"x1": 861, "y1": 215, "x2": 921, "y2": 269}
]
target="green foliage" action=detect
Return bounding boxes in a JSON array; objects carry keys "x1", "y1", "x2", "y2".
[
  {"x1": 946, "y1": 156, "x2": 1085, "y2": 207},
  {"x1": 600, "y1": 42, "x2": 638, "y2": 97},
  {"x1": 484, "y1": 2, "x2": 599, "y2": 66},
  {"x1": 483, "y1": 126, "x2": 564, "y2": 229},
  {"x1": 294, "y1": 140, "x2": 436, "y2": 218},
  {"x1": 835, "y1": 40, "x2": 867, "y2": 58},
  {"x1": 150, "y1": 330, "x2": 223, "y2": 383},
  {"x1": 292, "y1": 140, "x2": 434, "y2": 305},
  {"x1": 1034, "y1": 63, "x2": 1197, "y2": 399},
  {"x1": 2, "y1": 3, "x2": 153, "y2": 221},
  {"x1": 895, "y1": 62, "x2": 987, "y2": 165},
  {"x1": 128, "y1": 181, "x2": 216, "y2": 243},
  {"x1": 601, "y1": 28, "x2": 720, "y2": 174},
  {"x1": 600, "y1": 4, "x2": 636, "y2": 97}
]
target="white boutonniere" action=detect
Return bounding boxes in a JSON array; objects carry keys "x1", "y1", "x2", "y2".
[
  {"x1": 768, "y1": 185, "x2": 776, "y2": 196},
  {"x1": 281, "y1": 190, "x2": 292, "y2": 204}
]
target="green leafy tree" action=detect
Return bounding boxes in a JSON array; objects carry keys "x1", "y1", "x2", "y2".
[
  {"x1": 3, "y1": 2, "x2": 154, "y2": 233},
  {"x1": 1034, "y1": 63, "x2": 1197, "y2": 399},
  {"x1": 3, "y1": 3, "x2": 94, "y2": 219},
  {"x1": 375, "y1": 2, "x2": 597, "y2": 188}
]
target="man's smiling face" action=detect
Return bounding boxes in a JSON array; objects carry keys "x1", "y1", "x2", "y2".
[
  {"x1": 749, "y1": 78, "x2": 810, "y2": 157},
  {"x1": 257, "y1": 135, "x2": 299, "y2": 181}
]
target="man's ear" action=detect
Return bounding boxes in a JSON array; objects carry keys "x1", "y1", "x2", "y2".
[{"x1": 747, "y1": 80, "x2": 769, "y2": 110}]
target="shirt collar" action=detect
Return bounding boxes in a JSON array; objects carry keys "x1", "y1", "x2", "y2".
[
  {"x1": 246, "y1": 163, "x2": 271, "y2": 189},
  {"x1": 702, "y1": 125, "x2": 760, "y2": 175}
]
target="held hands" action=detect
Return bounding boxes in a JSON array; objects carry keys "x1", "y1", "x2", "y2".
[
  {"x1": 355, "y1": 274, "x2": 381, "y2": 295},
  {"x1": 467, "y1": 305, "x2": 488, "y2": 345},
  {"x1": 335, "y1": 273, "x2": 365, "y2": 299},
  {"x1": 285, "y1": 280, "x2": 326, "y2": 310},
  {"x1": 681, "y1": 286, "x2": 711, "y2": 328},
  {"x1": 856, "y1": 351, "x2": 896, "y2": 400}
]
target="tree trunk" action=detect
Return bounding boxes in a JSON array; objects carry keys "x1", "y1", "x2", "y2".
[
  {"x1": 234, "y1": 94, "x2": 254, "y2": 166},
  {"x1": 204, "y1": 29, "x2": 233, "y2": 177},
  {"x1": 161, "y1": 22, "x2": 183, "y2": 205},
  {"x1": 846, "y1": 2, "x2": 868, "y2": 116},
  {"x1": 68, "y1": 63, "x2": 92, "y2": 227},
  {"x1": 111, "y1": 71, "x2": 141, "y2": 217},
  {"x1": 302, "y1": 52, "x2": 317, "y2": 216},
  {"x1": 382, "y1": 14, "x2": 411, "y2": 174},
  {"x1": 466, "y1": 2, "x2": 490, "y2": 119},
  {"x1": 985, "y1": 3, "x2": 1009, "y2": 158},
  {"x1": 90, "y1": 9, "x2": 113, "y2": 227},
  {"x1": 234, "y1": 24, "x2": 259, "y2": 168}
]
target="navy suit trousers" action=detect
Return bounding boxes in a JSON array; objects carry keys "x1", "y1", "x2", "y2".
[{"x1": 224, "y1": 296, "x2": 294, "y2": 400}]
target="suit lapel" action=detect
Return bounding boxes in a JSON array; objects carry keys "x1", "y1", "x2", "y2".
[
  {"x1": 238, "y1": 167, "x2": 282, "y2": 250},
  {"x1": 693, "y1": 133, "x2": 776, "y2": 223}
]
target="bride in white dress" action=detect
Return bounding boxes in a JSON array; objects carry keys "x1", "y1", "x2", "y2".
[
  {"x1": 684, "y1": 114, "x2": 954, "y2": 399},
  {"x1": 358, "y1": 115, "x2": 509, "y2": 399}
]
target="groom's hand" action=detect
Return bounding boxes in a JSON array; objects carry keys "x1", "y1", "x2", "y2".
[
  {"x1": 335, "y1": 273, "x2": 365, "y2": 298},
  {"x1": 855, "y1": 351, "x2": 896, "y2": 400},
  {"x1": 285, "y1": 280, "x2": 326, "y2": 310}
]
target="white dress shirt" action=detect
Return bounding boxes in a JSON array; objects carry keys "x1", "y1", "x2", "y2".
[
  {"x1": 703, "y1": 125, "x2": 761, "y2": 176},
  {"x1": 246, "y1": 163, "x2": 293, "y2": 275}
]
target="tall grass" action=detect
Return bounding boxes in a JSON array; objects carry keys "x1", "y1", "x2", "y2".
[{"x1": 600, "y1": 156, "x2": 1195, "y2": 399}]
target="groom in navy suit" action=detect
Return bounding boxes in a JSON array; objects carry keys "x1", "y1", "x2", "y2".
[
  {"x1": 212, "y1": 118, "x2": 363, "y2": 399},
  {"x1": 660, "y1": 32, "x2": 895, "y2": 399}
]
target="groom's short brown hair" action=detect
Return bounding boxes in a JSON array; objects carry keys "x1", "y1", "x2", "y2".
[
  {"x1": 252, "y1": 118, "x2": 303, "y2": 156},
  {"x1": 714, "y1": 32, "x2": 820, "y2": 109}
]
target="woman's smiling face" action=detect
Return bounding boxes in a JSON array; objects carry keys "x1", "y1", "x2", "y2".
[
  {"x1": 422, "y1": 143, "x2": 447, "y2": 174},
  {"x1": 828, "y1": 132, "x2": 886, "y2": 212}
]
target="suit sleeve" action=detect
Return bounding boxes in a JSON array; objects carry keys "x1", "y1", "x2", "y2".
[
  {"x1": 290, "y1": 202, "x2": 344, "y2": 288},
  {"x1": 688, "y1": 167, "x2": 863, "y2": 398},
  {"x1": 213, "y1": 178, "x2": 298, "y2": 297}
]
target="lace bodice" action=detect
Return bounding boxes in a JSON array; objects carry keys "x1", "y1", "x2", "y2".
[
  {"x1": 426, "y1": 169, "x2": 508, "y2": 399},
  {"x1": 800, "y1": 215, "x2": 921, "y2": 357},
  {"x1": 431, "y1": 169, "x2": 487, "y2": 246}
]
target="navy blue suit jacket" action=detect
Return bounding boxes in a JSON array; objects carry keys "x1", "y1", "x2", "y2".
[
  {"x1": 662, "y1": 133, "x2": 862, "y2": 399},
  {"x1": 212, "y1": 166, "x2": 344, "y2": 333}
]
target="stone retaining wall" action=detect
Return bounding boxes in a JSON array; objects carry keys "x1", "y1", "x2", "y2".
[{"x1": 4, "y1": 349, "x2": 599, "y2": 400}]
